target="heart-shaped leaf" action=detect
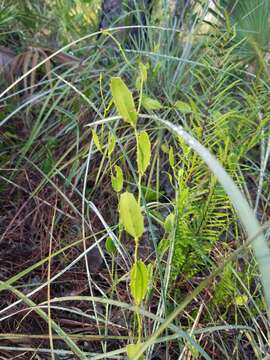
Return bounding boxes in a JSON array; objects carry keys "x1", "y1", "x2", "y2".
[
  {"x1": 119, "y1": 192, "x2": 144, "y2": 239},
  {"x1": 137, "y1": 131, "x2": 151, "y2": 176},
  {"x1": 111, "y1": 77, "x2": 137, "y2": 127},
  {"x1": 92, "y1": 129, "x2": 102, "y2": 152},
  {"x1": 111, "y1": 165, "x2": 123, "y2": 193},
  {"x1": 130, "y1": 260, "x2": 149, "y2": 305},
  {"x1": 108, "y1": 134, "x2": 116, "y2": 156}
]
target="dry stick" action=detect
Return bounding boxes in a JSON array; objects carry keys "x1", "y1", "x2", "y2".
[
  {"x1": 0, "y1": 333, "x2": 135, "y2": 341},
  {"x1": 179, "y1": 303, "x2": 204, "y2": 360}
]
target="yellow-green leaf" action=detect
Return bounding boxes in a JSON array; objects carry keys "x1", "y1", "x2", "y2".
[
  {"x1": 139, "y1": 63, "x2": 148, "y2": 82},
  {"x1": 164, "y1": 213, "x2": 175, "y2": 233},
  {"x1": 111, "y1": 165, "x2": 123, "y2": 193},
  {"x1": 130, "y1": 260, "x2": 149, "y2": 305},
  {"x1": 127, "y1": 343, "x2": 145, "y2": 360},
  {"x1": 142, "y1": 95, "x2": 162, "y2": 110},
  {"x1": 135, "y1": 77, "x2": 141, "y2": 92},
  {"x1": 169, "y1": 146, "x2": 175, "y2": 168},
  {"x1": 108, "y1": 134, "x2": 116, "y2": 156},
  {"x1": 137, "y1": 131, "x2": 151, "y2": 176},
  {"x1": 161, "y1": 143, "x2": 169, "y2": 154},
  {"x1": 110, "y1": 77, "x2": 137, "y2": 126},
  {"x1": 119, "y1": 192, "x2": 144, "y2": 239},
  {"x1": 235, "y1": 294, "x2": 248, "y2": 306},
  {"x1": 175, "y1": 100, "x2": 192, "y2": 113},
  {"x1": 92, "y1": 129, "x2": 102, "y2": 152},
  {"x1": 135, "y1": 63, "x2": 148, "y2": 91},
  {"x1": 147, "y1": 263, "x2": 153, "y2": 285}
]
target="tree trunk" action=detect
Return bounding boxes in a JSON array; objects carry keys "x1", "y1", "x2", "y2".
[
  {"x1": 99, "y1": 0, "x2": 153, "y2": 42},
  {"x1": 99, "y1": 0, "x2": 153, "y2": 30},
  {"x1": 173, "y1": 0, "x2": 192, "y2": 28},
  {"x1": 99, "y1": 0, "x2": 123, "y2": 30}
]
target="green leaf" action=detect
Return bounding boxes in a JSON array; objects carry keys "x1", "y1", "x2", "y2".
[
  {"x1": 169, "y1": 146, "x2": 175, "y2": 168},
  {"x1": 127, "y1": 343, "x2": 145, "y2": 360},
  {"x1": 111, "y1": 165, "x2": 123, "y2": 193},
  {"x1": 175, "y1": 100, "x2": 192, "y2": 113},
  {"x1": 235, "y1": 294, "x2": 248, "y2": 306},
  {"x1": 164, "y1": 213, "x2": 175, "y2": 233},
  {"x1": 147, "y1": 263, "x2": 153, "y2": 285},
  {"x1": 135, "y1": 62, "x2": 148, "y2": 91},
  {"x1": 135, "y1": 77, "x2": 141, "y2": 92},
  {"x1": 161, "y1": 143, "x2": 169, "y2": 154},
  {"x1": 105, "y1": 237, "x2": 117, "y2": 255},
  {"x1": 110, "y1": 77, "x2": 137, "y2": 126},
  {"x1": 108, "y1": 134, "x2": 116, "y2": 156},
  {"x1": 142, "y1": 95, "x2": 162, "y2": 110},
  {"x1": 92, "y1": 129, "x2": 102, "y2": 152},
  {"x1": 137, "y1": 131, "x2": 151, "y2": 176},
  {"x1": 141, "y1": 185, "x2": 162, "y2": 202},
  {"x1": 139, "y1": 62, "x2": 148, "y2": 82},
  {"x1": 119, "y1": 192, "x2": 144, "y2": 239},
  {"x1": 130, "y1": 260, "x2": 149, "y2": 305},
  {"x1": 41, "y1": 156, "x2": 53, "y2": 175}
]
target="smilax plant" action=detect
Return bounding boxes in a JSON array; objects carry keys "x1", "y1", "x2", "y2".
[{"x1": 110, "y1": 69, "x2": 153, "y2": 359}]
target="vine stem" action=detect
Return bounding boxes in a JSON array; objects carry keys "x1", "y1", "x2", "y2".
[
  {"x1": 133, "y1": 236, "x2": 142, "y2": 343},
  {"x1": 134, "y1": 127, "x2": 142, "y2": 204}
]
